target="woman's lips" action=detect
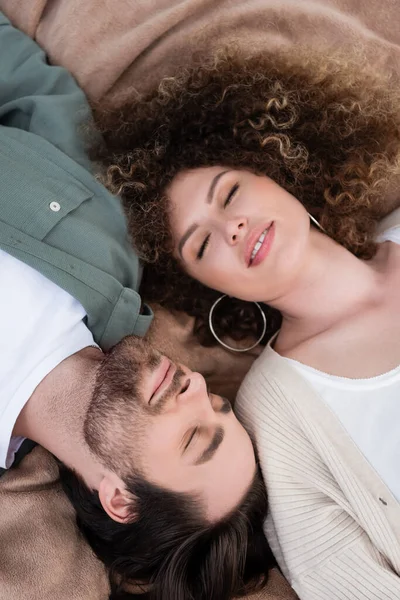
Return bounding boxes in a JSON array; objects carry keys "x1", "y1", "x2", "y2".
[
  {"x1": 150, "y1": 358, "x2": 176, "y2": 403},
  {"x1": 246, "y1": 222, "x2": 275, "y2": 267}
]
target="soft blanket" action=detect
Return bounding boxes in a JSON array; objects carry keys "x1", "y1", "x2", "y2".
[
  {"x1": 2, "y1": 0, "x2": 400, "y2": 598},
  {"x1": 0, "y1": 446, "x2": 298, "y2": 600},
  {"x1": 2, "y1": 0, "x2": 400, "y2": 104}
]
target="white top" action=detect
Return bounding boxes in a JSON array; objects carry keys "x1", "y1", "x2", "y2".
[
  {"x1": 236, "y1": 346, "x2": 400, "y2": 600},
  {"x1": 0, "y1": 249, "x2": 96, "y2": 468},
  {"x1": 282, "y1": 220, "x2": 400, "y2": 503}
]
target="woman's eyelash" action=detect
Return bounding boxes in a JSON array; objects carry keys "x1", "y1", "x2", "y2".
[
  {"x1": 197, "y1": 234, "x2": 210, "y2": 260},
  {"x1": 185, "y1": 427, "x2": 198, "y2": 450},
  {"x1": 195, "y1": 182, "x2": 239, "y2": 260},
  {"x1": 224, "y1": 182, "x2": 239, "y2": 208}
]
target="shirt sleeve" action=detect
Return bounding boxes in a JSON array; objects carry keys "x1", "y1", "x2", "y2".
[
  {"x1": 295, "y1": 529, "x2": 400, "y2": 600},
  {"x1": 0, "y1": 12, "x2": 94, "y2": 169},
  {"x1": 263, "y1": 423, "x2": 400, "y2": 600},
  {"x1": 0, "y1": 249, "x2": 98, "y2": 469},
  {"x1": 266, "y1": 506, "x2": 400, "y2": 600}
]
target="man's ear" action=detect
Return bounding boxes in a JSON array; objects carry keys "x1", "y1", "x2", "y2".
[{"x1": 98, "y1": 472, "x2": 138, "y2": 524}]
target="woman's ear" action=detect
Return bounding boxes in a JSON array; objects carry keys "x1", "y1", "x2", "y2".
[{"x1": 98, "y1": 472, "x2": 138, "y2": 523}]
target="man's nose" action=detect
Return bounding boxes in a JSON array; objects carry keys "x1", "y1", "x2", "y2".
[
  {"x1": 178, "y1": 372, "x2": 216, "y2": 414},
  {"x1": 225, "y1": 216, "x2": 247, "y2": 245},
  {"x1": 180, "y1": 371, "x2": 207, "y2": 397}
]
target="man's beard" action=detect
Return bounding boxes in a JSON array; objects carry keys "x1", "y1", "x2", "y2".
[
  {"x1": 83, "y1": 335, "x2": 184, "y2": 474},
  {"x1": 109, "y1": 335, "x2": 185, "y2": 411}
]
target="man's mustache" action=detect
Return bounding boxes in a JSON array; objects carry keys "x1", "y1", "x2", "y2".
[{"x1": 149, "y1": 365, "x2": 186, "y2": 413}]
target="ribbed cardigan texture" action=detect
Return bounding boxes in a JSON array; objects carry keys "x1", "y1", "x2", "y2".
[{"x1": 236, "y1": 347, "x2": 400, "y2": 600}]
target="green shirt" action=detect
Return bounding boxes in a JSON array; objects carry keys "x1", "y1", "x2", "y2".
[{"x1": 0, "y1": 14, "x2": 152, "y2": 349}]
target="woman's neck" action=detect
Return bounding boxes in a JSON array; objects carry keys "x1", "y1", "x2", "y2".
[{"x1": 271, "y1": 230, "x2": 384, "y2": 351}]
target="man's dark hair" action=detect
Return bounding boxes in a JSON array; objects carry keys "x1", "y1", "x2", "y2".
[{"x1": 59, "y1": 464, "x2": 274, "y2": 600}]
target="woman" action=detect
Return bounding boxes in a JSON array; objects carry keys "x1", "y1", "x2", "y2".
[{"x1": 93, "y1": 49, "x2": 400, "y2": 598}]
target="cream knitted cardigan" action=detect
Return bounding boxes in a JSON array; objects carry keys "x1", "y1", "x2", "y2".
[{"x1": 236, "y1": 247, "x2": 400, "y2": 600}]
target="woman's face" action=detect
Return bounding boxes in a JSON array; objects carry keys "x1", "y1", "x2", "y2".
[{"x1": 168, "y1": 167, "x2": 311, "y2": 303}]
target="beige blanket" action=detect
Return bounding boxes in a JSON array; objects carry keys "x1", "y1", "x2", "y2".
[
  {"x1": 3, "y1": 0, "x2": 400, "y2": 104},
  {"x1": 2, "y1": 0, "x2": 400, "y2": 598},
  {"x1": 0, "y1": 446, "x2": 297, "y2": 600}
]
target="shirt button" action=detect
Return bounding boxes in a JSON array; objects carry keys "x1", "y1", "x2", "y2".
[{"x1": 49, "y1": 201, "x2": 61, "y2": 212}]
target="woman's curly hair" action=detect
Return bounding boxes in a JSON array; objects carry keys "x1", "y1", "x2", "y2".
[{"x1": 92, "y1": 48, "x2": 400, "y2": 345}]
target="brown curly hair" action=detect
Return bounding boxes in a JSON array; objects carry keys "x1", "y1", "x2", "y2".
[{"x1": 92, "y1": 48, "x2": 400, "y2": 345}]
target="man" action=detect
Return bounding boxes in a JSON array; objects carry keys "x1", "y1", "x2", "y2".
[{"x1": 0, "y1": 13, "x2": 271, "y2": 600}]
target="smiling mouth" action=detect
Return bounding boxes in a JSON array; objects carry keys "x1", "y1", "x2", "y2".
[
  {"x1": 250, "y1": 228, "x2": 268, "y2": 262},
  {"x1": 248, "y1": 223, "x2": 274, "y2": 266}
]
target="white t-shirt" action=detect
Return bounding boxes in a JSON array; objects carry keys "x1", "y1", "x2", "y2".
[
  {"x1": 0, "y1": 249, "x2": 97, "y2": 469},
  {"x1": 284, "y1": 220, "x2": 400, "y2": 501}
]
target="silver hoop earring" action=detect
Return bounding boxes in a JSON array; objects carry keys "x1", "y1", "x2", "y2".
[
  {"x1": 308, "y1": 212, "x2": 326, "y2": 233},
  {"x1": 208, "y1": 295, "x2": 267, "y2": 352}
]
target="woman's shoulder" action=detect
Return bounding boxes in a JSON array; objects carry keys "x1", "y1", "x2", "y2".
[
  {"x1": 238, "y1": 341, "x2": 311, "y2": 395},
  {"x1": 235, "y1": 344, "x2": 311, "y2": 429},
  {"x1": 237, "y1": 343, "x2": 288, "y2": 395}
]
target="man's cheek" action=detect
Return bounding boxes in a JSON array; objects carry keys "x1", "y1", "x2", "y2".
[{"x1": 148, "y1": 420, "x2": 178, "y2": 458}]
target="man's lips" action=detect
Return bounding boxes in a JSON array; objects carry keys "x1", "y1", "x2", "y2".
[
  {"x1": 245, "y1": 222, "x2": 274, "y2": 267},
  {"x1": 149, "y1": 358, "x2": 176, "y2": 403}
]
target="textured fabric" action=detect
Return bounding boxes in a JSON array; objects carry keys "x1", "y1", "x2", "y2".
[
  {"x1": 2, "y1": 0, "x2": 400, "y2": 105},
  {"x1": 236, "y1": 339, "x2": 400, "y2": 598},
  {"x1": 0, "y1": 447, "x2": 110, "y2": 600},
  {"x1": 377, "y1": 208, "x2": 400, "y2": 245},
  {"x1": 286, "y1": 356, "x2": 400, "y2": 505},
  {"x1": 0, "y1": 439, "x2": 36, "y2": 478},
  {"x1": 0, "y1": 249, "x2": 97, "y2": 469},
  {"x1": 0, "y1": 13, "x2": 152, "y2": 350},
  {"x1": 0, "y1": 445, "x2": 298, "y2": 599}
]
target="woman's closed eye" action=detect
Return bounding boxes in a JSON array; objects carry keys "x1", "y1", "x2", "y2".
[
  {"x1": 197, "y1": 234, "x2": 210, "y2": 260},
  {"x1": 196, "y1": 183, "x2": 239, "y2": 260},
  {"x1": 224, "y1": 182, "x2": 239, "y2": 208}
]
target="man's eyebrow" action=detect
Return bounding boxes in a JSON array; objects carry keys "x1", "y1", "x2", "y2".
[
  {"x1": 178, "y1": 170, "x2": 231, "y2": 257},
  {"x1": 194, "y1": 426, "x2": 225, "y2": 466},
  {"x1": 206, "y1": 169, "x2": 231, "y2": 204}
]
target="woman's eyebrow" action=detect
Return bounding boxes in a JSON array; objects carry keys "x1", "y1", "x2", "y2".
[
  {"x1": 178, "y1": 169, "x2": 232, "y2": 257},
  {"x1": 178, "y1": 223, "x2": 198, "y2": 257},
  {"x1": 206, "y1": 169, "x2": 231, "y2": 204}
]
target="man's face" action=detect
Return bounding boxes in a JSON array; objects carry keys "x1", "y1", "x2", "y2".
[{"x1": 87, "y1": 337, "x2": 256, "y2": 522}]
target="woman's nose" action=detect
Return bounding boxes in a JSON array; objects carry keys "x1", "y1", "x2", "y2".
[{"x1": 225, "y1": 217, "x2": 247, "y2": 244}]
